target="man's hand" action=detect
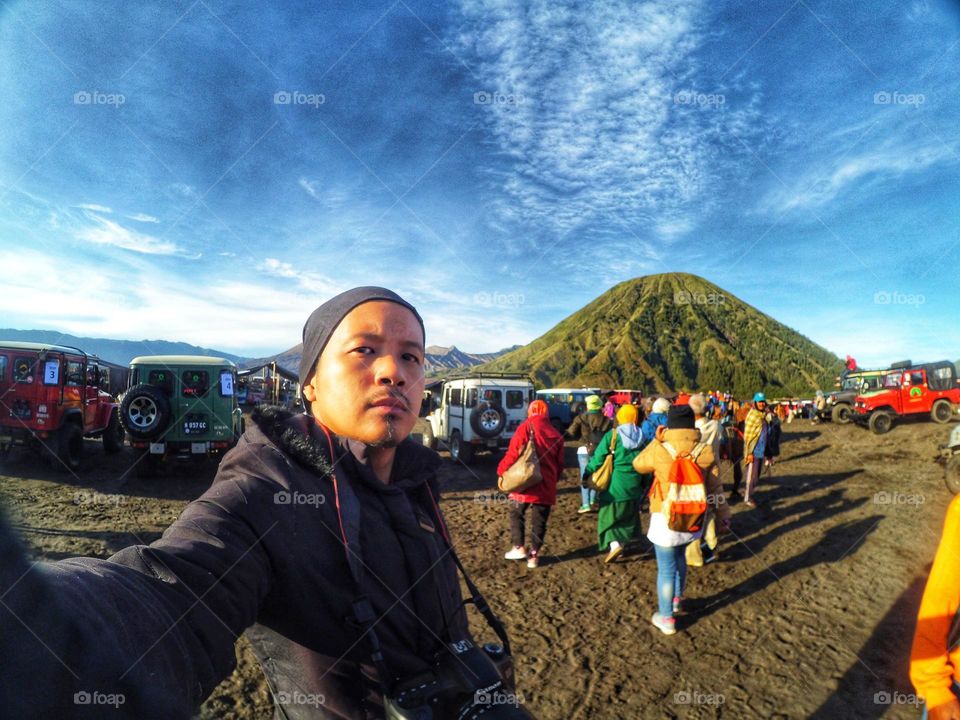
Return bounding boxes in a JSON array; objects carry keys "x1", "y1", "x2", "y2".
[
  {"x1": 745, "y1": 454, "x2": 754, "y2": 464},
  {"x1": 929, "y1": 699, "x2": 960, "y2": 720}
]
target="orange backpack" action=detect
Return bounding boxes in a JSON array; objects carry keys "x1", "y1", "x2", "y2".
[{"x1": 658, "y1": 442, "x2": 708, "y2": 533}]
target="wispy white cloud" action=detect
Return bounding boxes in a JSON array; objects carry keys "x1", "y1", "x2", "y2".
[
  {"x1": 258, "y1": 257, "x2": 342, "y2": 296},
  {"x1": 0, "y1": 250, "x2": 317, "y2": 355},
  {"x1": 75, "y1": 203, "x2": 112, "y2": 213},
  {"x1": 298, "y1": 177, "x2": 321, "y2": 200},
  {"x1": 127, "y1": 212, "x2": 159, "y2": 223},
  {"x1": 75, "y1": 213, "x2": 189, "y2": 257},
  {"x1": 760, "y1": 138, "x2": 955, "y2": 213},
  {"x1": 449, "y1": 0, "x2": 767, "y2": 250}
]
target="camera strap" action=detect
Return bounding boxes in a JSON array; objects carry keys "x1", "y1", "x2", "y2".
[{"x1": 315, "y1": 422, "x2": 513, "y2": 695}]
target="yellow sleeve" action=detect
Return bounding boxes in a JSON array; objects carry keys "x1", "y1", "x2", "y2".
[{"x1": 910, "y1": 495, "x2": 960, "y2": 709}]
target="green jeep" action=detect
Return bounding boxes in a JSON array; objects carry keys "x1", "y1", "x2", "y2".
[{"x1": 120, "y1": 356, "x2": 243, "y2": 475}]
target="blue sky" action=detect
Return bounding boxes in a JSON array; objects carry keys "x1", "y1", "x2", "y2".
[{"x1": 1, "y1": 0, "x2": 958, "y2": 368}]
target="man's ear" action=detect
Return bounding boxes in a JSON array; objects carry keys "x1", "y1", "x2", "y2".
[{"x1": 302, "y1": 374, "x2": 318, "y2": 403}]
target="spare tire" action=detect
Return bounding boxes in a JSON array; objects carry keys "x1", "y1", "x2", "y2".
[
  {"x1": 121, "y1": 384, "x2": 171, "y2": 440},
  {"x1": 470, "y1": 402, "x2": 506, "y2": 439}
]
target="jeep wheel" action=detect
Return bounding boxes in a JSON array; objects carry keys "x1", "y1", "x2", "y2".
[
  {"x1": 470, "y1": 402, "x2": 506, "y2": 439},
  {"x1": 449, "y1": 431, "x2": 474, "y2": 464},
  {"x1": 54, "y1": 423, "x2": 83, "y2": 472},
  {"x1": 102, "y1": 409, "x2": 125, "y2": 453},
  {"x1": 421, "y1": 423, "x2": 437, "y2": 450},
  {"x1": 121, "y1": 384, "x2": 171, "y2": 440},
  {"x1": 869, "y1": 411, "x2": 892, "y2": 435},
  {"x1": 831, "y1": 404, "x2": 852, "y2": 424},
  {"x1": 946, "y1": 456, "x2": 960, "y2": 495},
  {"x1": 932, "y1": 400, "x2": 953, "y2": 424}
]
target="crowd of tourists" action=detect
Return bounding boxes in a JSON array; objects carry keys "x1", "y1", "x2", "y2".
[{"x1": 495, "y1": 389, "x2": 784, "y2": 636}]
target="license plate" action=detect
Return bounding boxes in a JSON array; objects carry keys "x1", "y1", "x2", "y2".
[
  {"x1": 191, "y1": 442, "x2": 207, "y2": 454},
  {"x1": 183, "y1": 416, "x2": 208, "y2": 435},
  {"x1": 149, "y1": 443, "x2": 165, "y2": 454}
]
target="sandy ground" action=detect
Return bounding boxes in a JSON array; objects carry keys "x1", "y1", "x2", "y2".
[{"x1": 0, "y1": 415, "x2": 955, "y2": 719}]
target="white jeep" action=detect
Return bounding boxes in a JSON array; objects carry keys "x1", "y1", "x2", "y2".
[{"x1": 421, "y1": 373, "x2": 535, "y2": 463}]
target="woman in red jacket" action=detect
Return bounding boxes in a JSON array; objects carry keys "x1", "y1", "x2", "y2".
[{"x1": 497, "y1": 399, "x2": 566, "y2": 568}]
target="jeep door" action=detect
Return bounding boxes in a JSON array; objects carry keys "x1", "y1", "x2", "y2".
[
  {"x1": 902, "y1": 370, "x2": 927, "y2": 414},
  {"x1": 82, "y1": 362, "x2": 103, "y2": 431},
  {"x1": 446, "y1": 385, "x2": 465, "y2": 438}
]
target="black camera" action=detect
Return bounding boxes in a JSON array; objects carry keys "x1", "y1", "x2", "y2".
[{"x1": 383, "y1": 640, "x2": 533, "y2": 719}]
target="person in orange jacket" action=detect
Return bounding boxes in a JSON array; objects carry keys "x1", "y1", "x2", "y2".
[{"x1": 910, "y1": 493, "x2": 960, "y2": 719}]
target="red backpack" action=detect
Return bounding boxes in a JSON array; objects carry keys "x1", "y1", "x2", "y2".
[{"x1": 658, "y1": 442, "x2": 708, "y2": 533}]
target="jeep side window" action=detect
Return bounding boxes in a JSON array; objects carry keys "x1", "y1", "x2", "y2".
[
  {"x1": 450, "y1": 388, "x2": 462, "y2": 406},
  {"x1": 65, "y1": 361, "x2": 83, "y2": 386},
  {"x1": 0, "y1": 355, "x2": 6, "y2": 382},
  {"x1": 910, "y1": 372, "x2": 924, "y2": 386},
  {"x1": 86, "y1": 365, "x2": 100, "y2": 387},
  {"x1": 506, "y1": 390, "x2": 524, "y2": 409},
  {"x1": 183, "y1": 371, "x2": 210, "y2": 398},
  {"x1": 482, "y1": 389, "x2": 501, "y2": 406},
  {"x1": 14, "y1": 357, "x2": 35, "y2": 383},
  {"x1": 466, "y1": 388, "x2": 478, "y2": 407},
  {"x1": 528, "y1": 389, "x2": 535, "y2": 403},
  {"x1": 148, "y1": 370, "x2": 174, "y2": 397}
]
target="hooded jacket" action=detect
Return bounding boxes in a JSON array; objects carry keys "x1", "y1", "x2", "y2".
[
  {"x1": 565, "y1": 411, "x2": 613, "y2": 455},
  {"x1": 497, "y1": 414, "x2": 565, "y2": 505},
  {"x1": 631, "y1": 428, "x2": 715, "y2": 513},
  {"x1": 584, "y1": 424, "x2": 646, "y2": 502},
  {"x1": 0, "y1": 406, "x2": 469, "y2": 719}
]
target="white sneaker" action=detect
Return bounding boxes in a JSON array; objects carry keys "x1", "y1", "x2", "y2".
[
  {"x1": 504, "y1": 546, "x2": 527, "y2": 560},
  {"x1": 526, "y1": 551, "x2": 539, "y2": 568}
]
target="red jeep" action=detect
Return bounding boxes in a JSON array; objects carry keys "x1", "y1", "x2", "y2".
[
  {"x1": 854, "y1": 361, "x2": 960, "y2": 434},
  {"x1": 0, "y1": 341, "x2": 125, "y2": 469}
]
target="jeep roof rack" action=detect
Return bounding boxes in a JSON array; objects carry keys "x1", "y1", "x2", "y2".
[
  {"x1": 0, "y1": 340, "x2": 89, "y2": 358},
  {"x1": 438, "y1": 370, "x2": 534, "y2": 382}
]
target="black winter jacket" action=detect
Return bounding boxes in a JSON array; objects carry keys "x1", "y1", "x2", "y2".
[{"x1": 0, "y1": 407, "x2": 470, "y2": 719}]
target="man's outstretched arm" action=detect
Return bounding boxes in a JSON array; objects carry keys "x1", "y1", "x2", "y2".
[{"x1": 0, "y1": 465, "x2": 277, "y2": 719}]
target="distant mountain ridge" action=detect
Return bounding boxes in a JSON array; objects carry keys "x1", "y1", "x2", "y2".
[
  {"x1": 424, "y1": 345, "x2": 520, "y2": 374},
  {"x1": 0, "y1": 329, "x2": 247, "y2": 366},
  {"x1": 242, "y1": 343, "x2": 520, "y2": 377},
  {"x1": 480, "y1": 273, "x2": 843, "y2": 397}
]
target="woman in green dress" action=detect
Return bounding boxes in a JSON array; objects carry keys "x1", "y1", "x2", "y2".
[{"x1": 584, "y1": 403, "x2": 647, "y2": 563}]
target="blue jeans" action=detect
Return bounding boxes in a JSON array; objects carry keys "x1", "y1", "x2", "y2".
[
  {"x1": 654, "y1": 544, "x2": 688, "y2": 618},
  {"x1": 577, "y1": 453, "x2": 595, "y2": 506}
]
